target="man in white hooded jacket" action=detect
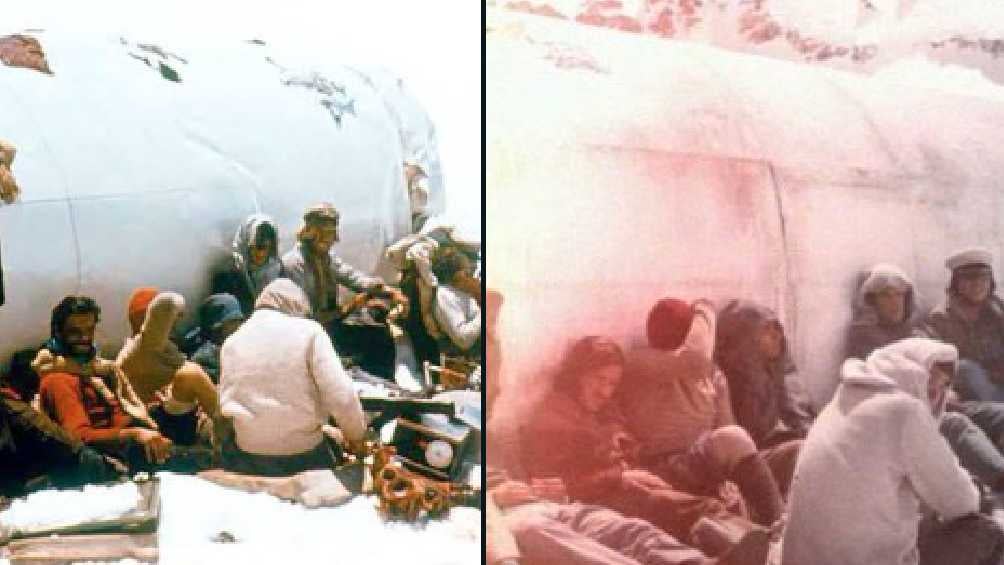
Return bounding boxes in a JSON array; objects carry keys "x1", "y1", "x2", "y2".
[
  {"x1": 219, "y1": 278, "x2": 367, "y2": 476},
  {"x1": 782, "y1": 338, "x2": 1004, "y2": 565}
]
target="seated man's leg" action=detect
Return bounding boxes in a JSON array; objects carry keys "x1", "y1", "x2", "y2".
[
  {"x1": 758, "y1": 439, "x2": 802, "y2": 497},
  {"x1": 704, "y1": 426, "x2": 783, "y2": 527},
  {"x1": 554, "y1": 503, "x2": 711, "y2": 565},
  {"x1": 604, "y1": 474, "x2": 763, "y2": 560},
  {"x1": 954, "y1": 360, "x2": 1004, "y2": 403},
  {"x1": 49, "y1": 447, "x2": 123, "y2": 487},
  {"x1": 956, "y1": 400, "x2": 1004, "y2": 450},
  {"x1": 919, "y1": 513, "x2": 1004, "y2": 565},
  {"x1": 939, "y1": 411, "x2": 1004, "y2": 489},
  {"x1": 506, "y1": 505, "x2": 649, "y2": 565}
]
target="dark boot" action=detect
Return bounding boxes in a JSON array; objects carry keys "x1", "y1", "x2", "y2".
[
  {"x1": 729, "y1": 454, "x2": 783, "y2": 527},
  {"x1": 690, "y1": 514, "x2": 767, "y2": 559}
]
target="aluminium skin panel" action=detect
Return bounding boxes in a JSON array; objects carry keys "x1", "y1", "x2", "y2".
[
  {"x1": 487, "y1": 7, "x2": 1004, "y2": 421},
  {"x1": 0, "y1": 32, "x2": 416, "y2": 360}
]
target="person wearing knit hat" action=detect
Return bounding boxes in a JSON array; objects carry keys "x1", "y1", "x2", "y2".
[
  {"x1": 116, "y1": 289, "x2": 220, "y2": 451},
  {"x1": 211, "y1": 214, "x2": 282, "y2": 317},
  {"x1": 924, "y1": 247, "x2": 1004, "y2": 402},
  {"x1": 128, "y1": 287, "x2": 159, "y2": 336},
  {"x1": 281, "y1": 202, "x2": 406, "y2": 356},
  {"x1": 619, "y1": 298, "x2": 787, "y2": 529}
]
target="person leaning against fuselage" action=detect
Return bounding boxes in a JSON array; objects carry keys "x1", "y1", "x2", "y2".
[
  {"x1": 520, "y1": 336, "x2": 769, "y2": 560},
  {"x1": 35, "y1": 296, "x2": 173, "y2": 472},
  {"x1": 619, "y1": 299, "x2": 787, "y2": 528},
  {"x1": 923, "y1": 248, "x2": 1004, "y2": 402},
  {"x1": 850, "y1": 263, "x2": 1004, "y2": 493}
]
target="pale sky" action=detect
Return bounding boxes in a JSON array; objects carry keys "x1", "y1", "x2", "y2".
[{"x1": 2, "y1": 0, "x2": 483, "y2": 235}]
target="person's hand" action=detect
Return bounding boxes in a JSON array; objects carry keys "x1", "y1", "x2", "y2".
[
  {"x1": 621, "y1": 469, "x2": 668, "y2": 490},
  {"x1": 611, "y1": 431, "x2": 640, "y2": 465},
  {"x1": 345, "y1": 438, "x2": 370, "y2": 459},
  {"x1": 530, "y1": 477, "x2": 567, "y2": 502},
  {"x1": 129, "y1": 428, "x2": 173, "y2": 465},
  {"x1": 490, "y1": 480, "x2": 538, "y2": 509},
  {"x1": 339, "y1": 293, "x2": 369, "y2": 318},
  {"x1": 453, "y1": 273, "x2": 482, "y2": 299}
]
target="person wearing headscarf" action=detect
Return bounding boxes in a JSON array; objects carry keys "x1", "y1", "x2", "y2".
[
  {"x1": 35, "y1": 296, "x2": 173, "y2": 471},
  {"x1": 849, "y1": 263, "x2": 1004, "y2": 492},
  {"x1": 923, "y1": 247, "x2": 1004, "y2": 401},
  {"x1": 190, "y1": 293, "x2": 245, "y2": 385},
  {"x1": 218, "y1": 278, "x2": 367, "y2": 476},
  {"x1": 619, "y1": 299, "x2": 786, "y2": 529},
  {"x1": 847, "y1": 263, "x2": 922, "y2": 360},
  {"x1": 521, "y1": 336, "x2": 769, "y2": 559},
  {"x1": 212, "y1": 213, "x2": 283, "y2": 317},
  {"x1": 783, "y1": 338, "x2": 1004, "y2": 565},
  {"x1": 116, "y1": 288, "x2": 219, "y2": 447}
]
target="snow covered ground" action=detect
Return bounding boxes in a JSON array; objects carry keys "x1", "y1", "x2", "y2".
[{"x1": 0, "y1": 473, "x2": 482, "y2": 565}]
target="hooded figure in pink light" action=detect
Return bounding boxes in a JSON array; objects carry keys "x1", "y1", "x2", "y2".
[{"x1": 783, "y1": 337, "x2": 1004, "y2": 565}]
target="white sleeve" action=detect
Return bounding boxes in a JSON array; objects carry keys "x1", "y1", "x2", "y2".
[
  {"x1": 435, "y1": 287, "x2": 482, "y2": 351},
  {"x1": 901, "y1": 401, "x2": 979, "y2": 520},
  {"x1": 307, "y1": 329, "x2": 366, "y2": 443}
]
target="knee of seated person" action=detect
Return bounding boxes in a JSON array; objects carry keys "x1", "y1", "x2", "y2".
[
  {"x1": 709, "y1": 426, "x2": 757, "y2": 460},
  {"x1": 957, "y1": 359, "x2": 988, "y2": 378},
  {"x1": 939, "y1": 411, "x2": 971, "y2": 436},
  {"x1": 174, "y1": 364, "x2": 216, "y2": 399}
]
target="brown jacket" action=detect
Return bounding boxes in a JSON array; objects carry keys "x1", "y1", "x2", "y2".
[
  {"x1": 520, "y1": 392, "x2": 629, "y2": 503},
  {"x1": 619, "y1": 301, "x2": 734, "y2": 458}
]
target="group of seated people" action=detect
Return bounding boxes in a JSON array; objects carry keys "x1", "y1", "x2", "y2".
[
  {"x1": 0, "y1": 202, "x2": 482, "y2": 496},
  {"x1": 488, "y1": 247, "x2": 1004, "y2": 565}
]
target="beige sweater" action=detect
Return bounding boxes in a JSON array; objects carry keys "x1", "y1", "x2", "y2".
[
  {"x1": 619, "y1": 301, "x2": 733, "y2": 458},
  {"x1": 116, "y1": 292, "x2": 188, "y2": 403},
  {"x1": 220, "y1": 307, "x2": 366, "y2": 456}
]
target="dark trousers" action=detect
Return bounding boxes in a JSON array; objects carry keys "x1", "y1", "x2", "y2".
[
  {"x1": 222, "y1": 440, "x2": 335, "y2": 477},
  {"x1": 919, "y1": 513, "x2": 1004, "y2": 565}
]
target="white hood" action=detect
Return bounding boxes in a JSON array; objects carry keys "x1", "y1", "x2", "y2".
[{"x1": 841, "y1": 337, "x2": 958, "y2": 416}]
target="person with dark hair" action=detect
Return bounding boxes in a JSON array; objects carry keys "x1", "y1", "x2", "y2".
[
  {"x1": 1, "y1": 348, "x2": 123, "y2": 495},
  {"x1": 35, "y1": 295, "x2": 174, "y2": 472},
  {"x1": 520, "y1": 336, "x2": 769, "y2": 560},
  {"x1": 189, "y1": 293, "x2": 245, "y2": 385},
  {"x1": 923, "y1": 248, "x2": 1004, "y2": 402},
  {"x1": 431, "y1": 245, "x2": 482, "y2": 360},
  {"x1": 212, "y1": 213, "x2": 283, "y2": 317},
  {"x1": 850, "y1": 263, "x2": 1004, "y2": 493},
  {"x1": 619, "y1": 299, "x2": 787, "y2": 528}
]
